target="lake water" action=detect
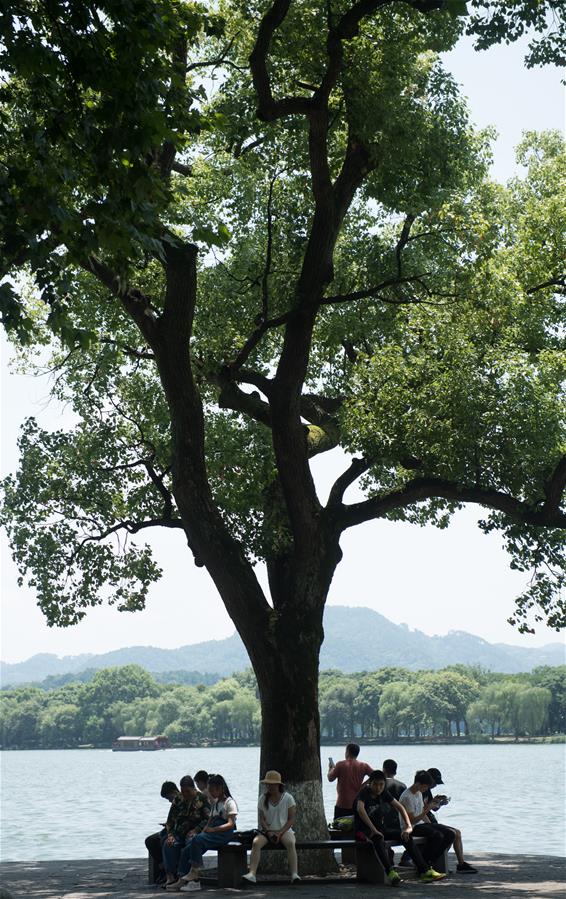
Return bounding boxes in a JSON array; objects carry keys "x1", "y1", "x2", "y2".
[{"x1": 1, "y1": 744, "x2": 564, "y2": 861}]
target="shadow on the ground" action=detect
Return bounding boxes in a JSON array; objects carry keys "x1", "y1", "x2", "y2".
[{"x1": 1, "y1": 853, "x2": 564, "y2": 898}]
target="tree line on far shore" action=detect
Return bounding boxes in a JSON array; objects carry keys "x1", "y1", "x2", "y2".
[{"x1": 1, "y1": 663, "x2": 564, "y2": 750}]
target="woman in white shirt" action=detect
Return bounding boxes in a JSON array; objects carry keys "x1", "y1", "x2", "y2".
[
  {"x1": 242, "y1": 770, "x2": 300, "y2": 884},
  {"x1": 174, "y1": 774, "x2": 238, "y2": 891}
]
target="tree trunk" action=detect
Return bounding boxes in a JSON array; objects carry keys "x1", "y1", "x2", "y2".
[{"x1": 252, "y1": 607, "x2": 337, "y2": 875}]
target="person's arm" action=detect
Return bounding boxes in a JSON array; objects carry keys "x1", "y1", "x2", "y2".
[
  {"x1": 275, "y1": 803, "x2": 296, "y2": 841},
  {"x1": 207, "y1": 815, "x2": 236, "y2": 833},
  {"x1": 429, "y1": 793, "x2": 447, "y2": 810},
  {"x1": 165, "y1": 799, "x2": 178, "y2": 841},
  {"x1": 402, "y1": 797, "x2": 429, "y2": 825},
  {"x1": 356, "y1": 800, "x2": 380, "y2": 837},
  {"x1": 193, "y1": 797, "x2": 212, "y2": 835},
  {"x1": 392, "y1": 799, "x2": 413, "y2": 841},
  {"x1": 327, "y1": 761, "x2": 339, "y2": 782},
  {"x1": 206, "y1": 799, "x2": 237, "y2": 833}
]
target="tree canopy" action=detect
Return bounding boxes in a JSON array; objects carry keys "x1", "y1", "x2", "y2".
[{"x1": 2, "y1": 0, "x2": 564, "y2": 634}]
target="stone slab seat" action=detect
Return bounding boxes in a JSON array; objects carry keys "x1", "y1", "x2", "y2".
[
  {"x1": 213, "y1": 836, "x2": 449, "y2": 889},
  {"x1": 147, "y1": 836, "x2": 448, "y2": 888}
]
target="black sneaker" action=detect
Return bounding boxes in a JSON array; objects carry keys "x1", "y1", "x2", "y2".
[{"x1": 457, "y1": 862, "x2": 477, "y2": 873}]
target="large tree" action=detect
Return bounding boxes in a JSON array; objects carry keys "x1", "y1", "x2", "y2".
[{"x1": 1, "y1": 0, "x2": 565, "y2": 847}]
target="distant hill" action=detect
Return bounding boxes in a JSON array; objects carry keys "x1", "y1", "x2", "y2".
[{"x1": 1, "y1": 606, "x2": 564, "y2": 687}]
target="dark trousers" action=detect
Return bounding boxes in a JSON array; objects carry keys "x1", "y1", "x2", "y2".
[
  {"x1": 413, "y1": 823, "x2": 454, "y2": 865},
  {"x1": 163, "y1": 834, "x2": 192, "y2": 877},
  {"x1": 383, "y1": 829, "x2": 428, "y2": 875},
  {"x1": 356, "y1": 832, "x2": 392, "y2": 874},
  {"x1": 145, "y1": 828, "x2": 167, "y2": 882}
]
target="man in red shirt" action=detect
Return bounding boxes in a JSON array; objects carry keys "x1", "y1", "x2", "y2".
[{"x1": 328, "y1": 743, "x2": 373, "y2": 819}]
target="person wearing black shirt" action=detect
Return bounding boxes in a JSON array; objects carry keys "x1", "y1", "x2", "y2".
[
  {"x1": 354, "y1": 770, "x2": 446, "y2": 885},
  {"x1": 145, "y1": 781, "x2": 180, "y2": 884}
]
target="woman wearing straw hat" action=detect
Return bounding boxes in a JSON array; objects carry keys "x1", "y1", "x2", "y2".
[{"x1": 242, "y1": 771, "x2": 301, "y2": 884}]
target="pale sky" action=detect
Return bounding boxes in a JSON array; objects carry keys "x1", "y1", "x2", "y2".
[{"x1": 1, "y1": 34, "x2": 565, "y2": 664}]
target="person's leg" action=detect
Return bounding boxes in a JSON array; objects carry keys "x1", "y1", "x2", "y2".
[
  {"x1": 431, "y1": 823, "x2": 455, "y2": 855},
  {"x1": 182, "y1": 830, "x2": 236, "y2": 882},
  {"x1": 413, "y1": 823, "x2": 445, "y2": 866},
  {"x1": 385, "y1": 830, "x2": 427, "y2": 876},
  {"x1": 436, "y1": 826, "x2": 476, "y2": 872},
  {"x1": 177, "y1": 833, "x2": 203, "y2": 879},
  {"x1": 368, "y1": 833, "x2": 392, "y2": 873},
  {"x1": 434, "y1": 824, "x2": 462, "y2": 862},
  {"x1": 280, "y1": 831, "x2": 299, "y2": 880},
  {"x1": 245, "y1": 834, "x2": 268, "y2": 876},
  {"x1": 162, "y1": 838, "x2": 183, "y2": 882},
  {"x1": 145, "y1": 832, "x2": 165, "y2": 881}
]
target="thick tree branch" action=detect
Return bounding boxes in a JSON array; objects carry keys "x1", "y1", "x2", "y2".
[
  {"x1": 527, "y1": 276, "x2": 566, "y2": 295},
  {"x1": 171, "y1": 161, "x2": 193, "y2": 176},
  {"x1": 249, "y1": 0, "x2": 314, "y2": 121},
  {"x1": 144, "y1": 459, "x2": 174, "y2": 520},
  {"x1": 160, "y1": 240, "x2": 198, "y2": 337},
  {"x1": 218, "y1": 380, "x2": 272, "y2": 427},
  {"x1": 327, "y1": 457, "x2": 372, "y2": 507},
  {"x1": 339, "y1": 477, "x2": 566, "y2": 532},
  {"x1": 228, "y1": 308, "x2": 293, "y2": 372},
  {"x1": 301, "y1": 393, "x2": 343, "y2": 424},
  {"x1": 82, "y1": 256, "x2": 158, "y2": 344},
  {"x1": 395, "y1": 214, "x2": 416, "y2": 277},
  {"x1": 542, "y1": 456, "x2": 566, "y2": 517}
]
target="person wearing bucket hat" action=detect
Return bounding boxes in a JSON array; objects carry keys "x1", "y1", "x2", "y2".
[{"x1": 242, "y1": 771, "x2": 301, "y2": 884}]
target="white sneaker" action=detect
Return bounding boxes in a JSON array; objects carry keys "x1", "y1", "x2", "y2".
[
  {"x1": 180, "y1": 883, "x2": 201, "y2": 892},
  {"x1": 291, "y1": 873, "x2": 302, "y2": 883},
  {"x1": 242, "y1": 872, "x2": 257, "y2": 883}
]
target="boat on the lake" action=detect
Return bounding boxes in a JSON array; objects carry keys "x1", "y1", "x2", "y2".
[{"x1": 112, "y1": 735, "x2": 171, "y2": 751}]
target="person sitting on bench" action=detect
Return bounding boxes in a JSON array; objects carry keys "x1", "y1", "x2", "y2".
[
  {"x1": 399, "y1": 771, "x2": 454, "y2": 872},
  {"x1": 194, "y1": 771, "x2": 210, "y2": 802},
  {"x1": 145, "y1": 781, "x2": 180, "y2": 884},
  {"x1": 354, "y1": 770, "x2": 446, "y2": 886},
  {"x1": 174, "y1": 774, "x2": 238, "y2": 891},
  {"x1": 163, "y1": 775, "x2": 211, "y2": 888},
  {"x1": 424, "y1": 767, "x2": 477, "y2": 874},
  {"x1": 242, "y1": 770, "x2": 301, "y2": 885}
]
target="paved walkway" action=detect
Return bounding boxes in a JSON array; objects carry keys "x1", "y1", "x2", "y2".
[{"x1": 1, "y1": 854, "x2": 564, "y2": 899}]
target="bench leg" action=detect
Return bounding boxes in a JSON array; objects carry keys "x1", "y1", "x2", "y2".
[
  {"x1": 356, "y1": 845, "x2": 386, "y2": 884},
  {"x1": 341, "y1": 845, "x2": 357, "y2": 865},
  {"x1": 218, "y1": 847, "x2": 247, "y2": 888},
  {"x1": 432, "y1": 849, "x2": 449, "y2": 874}
]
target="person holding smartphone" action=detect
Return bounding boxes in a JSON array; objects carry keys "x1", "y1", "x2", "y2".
[
  {"x1": 328, "y1": 743, "x2": 373, "y2": 819},
  {"x1": 425, "y1": 768, "x2": 477, "y2": 874},
  {"x1": 354, "y1": 770, "x2": 446, "y2": 885}
]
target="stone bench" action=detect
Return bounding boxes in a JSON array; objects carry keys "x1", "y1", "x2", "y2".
[
  {"x1": 215, "y1": 836, "x2": 448, "y2": 888},
  {"x1": 148, "y1": 835, "x2": 449, "y2": 888}
]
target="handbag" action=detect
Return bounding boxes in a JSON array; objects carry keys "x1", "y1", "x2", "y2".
[{"x1": 233, "y1": 828, "x2": 261, "y2": 847}]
